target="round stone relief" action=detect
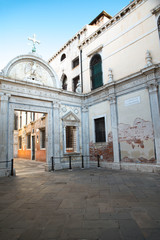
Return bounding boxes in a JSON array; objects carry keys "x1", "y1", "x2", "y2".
[
  {"x1": 62, "y1": 107, "x2": 67, "y2": 112},
  {"x1": 74, "y1": 109, "x2": 79, "y2": 114}
]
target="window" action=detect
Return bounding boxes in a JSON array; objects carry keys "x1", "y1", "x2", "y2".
[
  {"x1": 61, "y1": 53, "x2": 66, "y2": 61},
  {"x1": 40, "y1": 129, "x2": 45, "y2": 149},
  {"x1": 90, "y1": 54, "x2": 103, "y2": 90},
  {"x1": 27, "y1": 134, "x2": 31, "y2": 149},
  {"x1": 20, "y1": 111, "x2": 22, "y2": 128},
  {"x1": 94, "y1": 117, "x2": 106, "y2": 142},
  {"x1": 19, "y1": 136, "x2": 22, "y2": 149},
  {"x1": 66, "y1": 126, "x2": 77, "y2": 153},
  {"x1": 62, "y1": 112, "x2": 80, "y2": 154},
  {"x1": 72, "y1": 75, "x2": 79, "y2": 92},
  {"x1": 14, "y1": 113, "x2": 18, "y2": 130},
  {"x1": 62, "y1": 74, "x2": 67, "y2": 90},
  {"x1": 72, "y1": 57, "x2": 79, "y2": 69},
  {"x1": 32, "y1": 112, "x2": 35, "y2": 121}
]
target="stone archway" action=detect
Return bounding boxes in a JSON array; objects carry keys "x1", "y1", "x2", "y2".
[{"x1": 0, "y1": 53, "x2": 62, "y2": 176}]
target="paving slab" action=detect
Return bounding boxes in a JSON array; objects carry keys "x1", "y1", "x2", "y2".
[{"x1": 0, "y1": 159, "x2": 160, "y2": 240}]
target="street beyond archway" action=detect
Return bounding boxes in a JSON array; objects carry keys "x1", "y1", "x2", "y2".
[{"x1": 0, "y1": 159, "x2": 160, "y2": 240}]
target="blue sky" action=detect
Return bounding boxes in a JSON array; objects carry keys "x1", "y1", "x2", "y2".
[{"x1": 0, "y1": 0, "x2": 130, "y2": 71}]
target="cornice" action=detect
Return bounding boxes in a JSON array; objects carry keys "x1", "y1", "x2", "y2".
[
  {"x1": 151, "y1": 4, "x2": 160, "y2": 15},
  {"x1": 1, "y1": 63, "x2": 159, "y2": 108},
  {"x1": 48, "y1": 0, "x2": 146, "y2": 63},
  {"x1": 48, "y1": 27, "x2": 87, "y2": 63},
  {"x1": 79, "y1": 0, "x2": 146, "y2": 49},
  {"x1": 83, "y1": 64, "x2": 159, "y2": 106}
]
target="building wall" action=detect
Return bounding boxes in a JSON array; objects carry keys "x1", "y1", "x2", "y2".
[
  {"x1": 49, "y1": 0, "x2": 160, "y2": 94},
  {"x1": 48, "y1": 0, "x2": 160, "y2": 169},
  {"x1": 117, "y1": 89, "x2": 155, "y2": 163},
  {"x1": 82, "y1": 0, "x2": 160, "y2": 92}
]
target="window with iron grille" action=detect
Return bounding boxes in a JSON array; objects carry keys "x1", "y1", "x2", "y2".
[
  {"x1": 19, "y1": 136, "x2": 22, "y2": 149},
  {"x1": 72, "y1": 75, "x2": 79, "y2": 92},
  {"x1": 72, "y1": 57, "x2": 79, "y2": 69},
  {"x1": 94, "y1": 117, "x2": 106, "y2": 142},
  {"x1": 27, "y1": 134, "x2": 31, "y2": 149},
  {"x1": 90, "y1": 54, "x2": 103, "y2": 90},
  {"x1": 66, "y1": 126, "x2": 77, "y2": 153},
  {"x1": 40, "y1": 129, "x2": 45, "y2": 149}
]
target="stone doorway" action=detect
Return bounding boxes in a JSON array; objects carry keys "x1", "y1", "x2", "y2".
[
  {"x1": 14, "y1": 110, "x2": 47, "y2": 163},
  {"x1": 31, "y1": 136, "x2": 35, "y2": 160},
  {"x1": 7, "y1": 100, "x2": 53, "y2": 175}
]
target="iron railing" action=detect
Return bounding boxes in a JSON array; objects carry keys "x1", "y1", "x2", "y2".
[{"x1": 50, "y1": 155, "x2": 101, "y2": 171}]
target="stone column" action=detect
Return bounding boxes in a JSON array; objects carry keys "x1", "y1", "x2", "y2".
[
  {"x1": 109, "y1": 96, "x2": 120, "y2": 164},
  {"x1": 81, "y1": 105, "x2": 90, "y2": 167},
  {"x1": 0, "y1": 93, "x2": 10, "y2": 176},
  {"x1": 148, "y1": 84, "x2": 160, "y2": 164},
  {"x1": 53, "y1": 101, "x2": 61, "y2": 169}
]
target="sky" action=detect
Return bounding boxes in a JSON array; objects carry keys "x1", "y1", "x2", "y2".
[{"x1": 0, "y1": 0, "x2": 130, "y2": 71}]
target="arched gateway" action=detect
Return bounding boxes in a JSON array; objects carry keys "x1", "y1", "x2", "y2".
[{"x1": 0, "y1": 53, "x2": 89, "y2": 176}]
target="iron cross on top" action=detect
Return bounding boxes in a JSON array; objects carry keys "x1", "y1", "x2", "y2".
[{"x1": 28, "y1": 34, "x2": 40, "y2": 53}]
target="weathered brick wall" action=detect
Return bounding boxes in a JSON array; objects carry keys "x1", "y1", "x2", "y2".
[
  {"x1": 118, "y1": 118, "x2": 156, "y2": 163},
  {"x1": 89, "y1": 132, "x2": 114, "y2": 162}
]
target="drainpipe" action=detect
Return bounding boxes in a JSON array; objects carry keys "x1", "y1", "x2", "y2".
[{"x1": 80, "y1": 49, "x2": 83, "y2": 93}]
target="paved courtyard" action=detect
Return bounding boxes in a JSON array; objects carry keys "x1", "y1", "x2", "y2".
[{"x1": 0, "y1": 159, "x2": 160, "y2": 240}]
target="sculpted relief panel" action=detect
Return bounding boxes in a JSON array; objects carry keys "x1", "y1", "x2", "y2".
[{"x1": 8, "y1": 60, "x2": 54, "y2": 87}]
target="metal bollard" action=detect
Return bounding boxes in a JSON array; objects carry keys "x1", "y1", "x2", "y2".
[
  {"x1": 97, "y1": 155, "x2": 100, "y2": 168},
  {"x1": 11, "y1": 159, "x2": 14, "y2": 176},
  {"x1": 51, "y1": 156, "x2": 54, "y2": 171},
  {"x1": 69, "y1": 156, "x2": 72, "y2": 170},
  {"x1": 81, "y1": 155, "x2": 84, "y2": 169}
]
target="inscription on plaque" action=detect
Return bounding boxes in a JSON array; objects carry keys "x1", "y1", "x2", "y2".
[{"x1": 125, "y1": 96, "x2": 140, "y2": 106}]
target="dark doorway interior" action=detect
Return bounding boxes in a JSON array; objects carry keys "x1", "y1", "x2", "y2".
[{"x1": 32, "y1": 136, "x2": 35, "y2": 160}]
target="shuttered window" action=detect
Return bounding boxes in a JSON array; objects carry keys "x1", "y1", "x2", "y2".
[{"x1": 90, "y1": 54, "x2": 103, "y2": 90}]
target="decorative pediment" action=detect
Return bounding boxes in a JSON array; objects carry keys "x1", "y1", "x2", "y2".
[
  {"x1": 62, "y1": 111, "x2": 80, "y2": 122},
  {"x1": 2, "y1": 54, "x2": 60, "y2": 88}
]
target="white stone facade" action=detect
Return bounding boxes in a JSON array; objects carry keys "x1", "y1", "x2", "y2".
[{"x1": 0, "y1": 0, "x2": 160, "y2": 176}]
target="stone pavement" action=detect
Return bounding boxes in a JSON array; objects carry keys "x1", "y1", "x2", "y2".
[{"x1": 0, "y1": 159, "x2": 160, "y2": 240}]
